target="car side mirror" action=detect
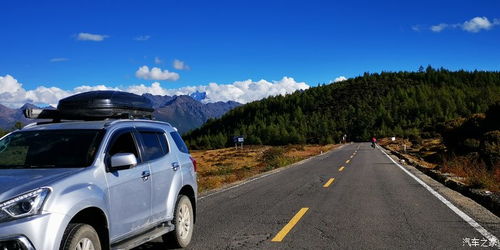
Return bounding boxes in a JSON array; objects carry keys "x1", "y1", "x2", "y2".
[{"x1": 110, "y1": 153, "x2": 137, "y2": 170}]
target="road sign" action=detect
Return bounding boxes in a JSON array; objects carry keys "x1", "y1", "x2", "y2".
[
  {"x1": 233, "y1": 136, "x2": 244, "y2": 143},
  {"x1": 233, "y1": 136, "x2": 244, "y2": 149}
]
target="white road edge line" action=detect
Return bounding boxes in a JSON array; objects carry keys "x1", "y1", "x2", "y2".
[
  {"x1": 380, "y1": 147, "x2": 499, "y2": 245},
  {"x1": 199, "y1": 170, "x2": 278, "y2": 200}
]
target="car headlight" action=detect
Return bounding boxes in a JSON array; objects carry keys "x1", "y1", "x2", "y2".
[{"x1": 0, "y1": 188, "x2": 50, "y2": 222}]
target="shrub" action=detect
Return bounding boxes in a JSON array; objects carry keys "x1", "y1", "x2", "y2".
[
  {"x1": 480, "y1": 130, "x2": 500, "y2": 168},
  {"x1": 260, "y1": 147, "x2": 295, "y2": 170},
  {"x1": 441, "y1": 155, "x2": 499, "y2": 191},
  {"x1": 484, "y1": 101, "x2": 500, "y2": 131},
  {"x1": 409, "y1": 134, "x2": 423, "y2": 145},
  {"x1": 463, "y1": 138, "x2": 480, "y2": 151},
  {"x1": 441, "y1": 117, "x2": 467, "y2": 151}
]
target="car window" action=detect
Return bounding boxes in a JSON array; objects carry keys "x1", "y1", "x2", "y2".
[
  {"x1": 0, "y1": 130, "x2": 104, "y2": 168},
  {"x1": 108, "y1": 132, "x2": 139, "y2": 159},
  {"x1": 158, "y1": 133, "x2": 169, "y2": 154},
  {"x1": 139, "y1": 132, "x2": 165, "y2": 161},
  {"x1": 170, "y1": 131, "x2": 189, "y2": 154}
]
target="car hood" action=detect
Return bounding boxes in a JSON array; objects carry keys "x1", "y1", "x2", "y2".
[{"x1": 0, "y1": 168, "x2": 80, "y2": 202}]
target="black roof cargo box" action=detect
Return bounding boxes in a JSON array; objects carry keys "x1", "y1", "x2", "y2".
[
  {"x1": 58, "y1": 91, "x2": 154, "y2": 120},
  {"x1": 24, "y1": 91, "x2": 154, "y2": 120}
]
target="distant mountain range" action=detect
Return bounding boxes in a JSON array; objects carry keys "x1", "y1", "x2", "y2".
[
  {"x1": 144, "y1": 94, "x2": 240, "y2": 133},
  {"x1": 0, "y1": 93, "x2": 240, "y2": 134},
  {"x1": 0, "y1": 104, "x2": 31, "y2": 130}
]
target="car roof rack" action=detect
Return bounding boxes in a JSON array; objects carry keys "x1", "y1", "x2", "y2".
[{"x1": 23, "y1": 91, "x2": 154, "y2": 123}]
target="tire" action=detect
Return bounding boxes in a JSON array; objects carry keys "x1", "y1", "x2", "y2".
[
  {"x1": 163, "y1": 195, "x2": 194, "y2": 248},
  {"x1": 60, "y1": 223, "x2": 102, "y2": 250}
]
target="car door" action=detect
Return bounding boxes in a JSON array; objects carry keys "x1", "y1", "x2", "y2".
[
  {"x1": 136, "y1": 128, "x2": 178, "y2": 223},
  {"x1": 105, "y1": 128, "x2": 153, "y2": 241}
]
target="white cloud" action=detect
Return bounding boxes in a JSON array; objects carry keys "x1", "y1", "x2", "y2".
[
  {"x1": 426, "y1": 16, "x2": 499, "y2": 33},
  {"x1": 173, "y1": 59, "x2": 190, "y2": 70},
  {"x1": 0, "y1": 75, "x2": 83, "y2": 107},
  {"x1": 0, "y1": 75, "x2": 310, "y2": 108},
  {"x1": 154, "y1": 56, "x2": 162, "y2": 64},
  {"x1": 134, "y1": 35, "x2": 151, "y2": 41},
  {"x1": 462, "y1": 17, "x2": 494, "y2": 32},
  {"x1": 142, "y1": 76, "x2": 310, "y2": 104},
  {"x1": 430, "y1": 23, "x2": 448, "y2": 32},
  {"x1": 0, "y1": 75, "x2": 24, "y2": 93},
  {"x1": 0, "y1": 75, "x2": 120, "y2": 107},
  {"x1": 73, "y1": 85, "x2": 120, "y2": 93},
  {"x1": 50, "y1": 58, "x2": 69, "y2": 62},
  {"x1": 76, "y1": 32, "x2": 109, "y2": 41},
  {"x1": 25, "y1": 86, "x2": 70, "y2": 106},
  {"x1": 333, "y1": 76, "x2": 347, "y2": 83},
  {"x1": 135, "y1": 66, "x2": 180, "y2": 81}
]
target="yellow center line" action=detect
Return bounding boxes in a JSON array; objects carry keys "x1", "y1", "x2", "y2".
[
  {"x1": 345, "y1": 159, "x2": 350, "y2": 164},
  {"x1": 323, "y1": 178, "x2": 335, "y2": 188},
  {"x1": 271, "y1": 208, "x2": 310, "y2": 242},
  {"x1": 350, "y1": 155, "x2": 354, "y2": 159},
  {"x1": 339, "y1": 166, "x2": 345, "y2": 171}
]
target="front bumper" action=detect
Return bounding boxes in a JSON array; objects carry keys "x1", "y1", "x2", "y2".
[{"x1": 0, "y1": 212, "x2": 68, "y2": 250}]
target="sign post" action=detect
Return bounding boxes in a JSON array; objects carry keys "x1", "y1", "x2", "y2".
[{"x1": 233, "y1": 136, "x2": 244, "y2": 149}]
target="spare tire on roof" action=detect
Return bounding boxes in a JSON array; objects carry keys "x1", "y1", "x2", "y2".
[{"x1": 57, "y1": 91, "x2": 154, "y2": 120}]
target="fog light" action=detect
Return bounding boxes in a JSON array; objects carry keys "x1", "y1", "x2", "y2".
[{"x1": 0, "y1": 240, "x2": 25, "y2": 250}]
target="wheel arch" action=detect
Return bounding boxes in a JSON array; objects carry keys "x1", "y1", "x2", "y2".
[
  {"x1": 66, "y1": 206, "x2": 110, "y2": 249},
  {"x1": 178, "y1": 185, "x2": 197, "y2": 223}
]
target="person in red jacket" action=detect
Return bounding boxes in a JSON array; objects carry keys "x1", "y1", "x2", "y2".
[{"x1": 371, "y1": 137, "x2": 377, "y2": 148}]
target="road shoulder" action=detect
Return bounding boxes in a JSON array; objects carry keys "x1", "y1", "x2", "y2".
[{"x1": 379, "y1": 146, "x2": 500, "y2": 239}]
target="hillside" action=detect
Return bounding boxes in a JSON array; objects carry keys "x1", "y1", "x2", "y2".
[
  {"x1": 381, "y1": 102, "x2": 499, "y2": 191},
  {"x1": 184, "y1": 67, "x2": 500, "y2": 149}
]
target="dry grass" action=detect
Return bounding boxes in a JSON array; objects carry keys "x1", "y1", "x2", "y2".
[
  {"x1": 191, "y1": 144, "x2": 338, "y2": 192},
  {"x1": 441, "y1": 156, "x2": 500, "y2": 192},
  {"x1": 379, "y1": 137, "x2": 499, "y2": 192},
  {"x1": 379, "y1": 137, "x2": 439, "y2": 169}
]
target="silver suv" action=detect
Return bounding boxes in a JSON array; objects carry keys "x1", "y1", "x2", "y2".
[{"x1": 0, "y1": 119, "x2": 197, "y2": 249}]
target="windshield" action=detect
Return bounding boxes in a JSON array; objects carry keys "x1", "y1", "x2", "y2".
[{"x1": 0, "y1": 129, "x2": 104, "y2": 169}]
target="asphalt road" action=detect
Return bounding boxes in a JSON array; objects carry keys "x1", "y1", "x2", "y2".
[{"x1": 138, "y1": 143, "x2": 499, "y2": 249}]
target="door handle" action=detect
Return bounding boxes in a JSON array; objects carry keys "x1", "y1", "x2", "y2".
[
  {"x1": 172, "y1": 162, "x2": 180, "y2": 171},
  {"x1": 141, "y1": 170, "x2": 151, "y2": 181}
]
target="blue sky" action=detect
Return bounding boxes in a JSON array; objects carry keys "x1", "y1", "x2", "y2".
[{"x1": 1, "y1": 0, "x2": 499, "y2": 106}]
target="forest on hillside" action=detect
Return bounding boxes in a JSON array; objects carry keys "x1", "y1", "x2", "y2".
[{"x1": 184, "y1": 67, "x2": 500, "y2": 149}]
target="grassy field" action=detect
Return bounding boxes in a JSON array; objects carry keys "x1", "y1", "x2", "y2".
[{"x1": 191, "y1": 144, "x2": 338, "y2": 192}]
